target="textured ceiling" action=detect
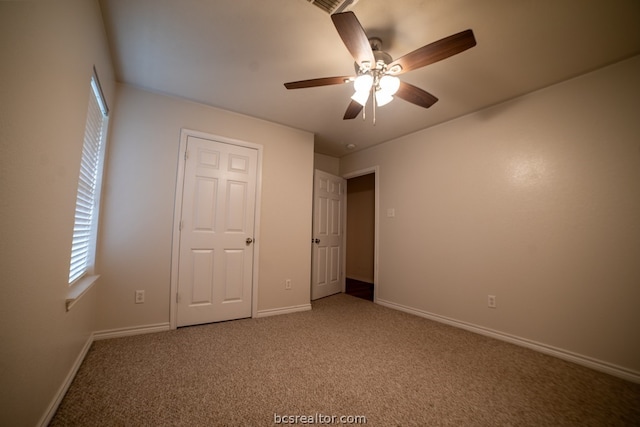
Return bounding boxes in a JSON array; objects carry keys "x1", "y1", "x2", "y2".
[{"x1": 99, "y1": 0, "x2": 640, "y2": 157}]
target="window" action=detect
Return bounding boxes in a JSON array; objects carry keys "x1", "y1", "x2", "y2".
[{"x1": 69, "y1": 68, "x2": 109, "y2": 284}]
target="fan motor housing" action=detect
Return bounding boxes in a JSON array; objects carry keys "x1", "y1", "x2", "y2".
[
  {"x1": 373, "y1": 49, "x2": 392, "y2": 65},
  {"x1": 354, "y1": 37, "x2": 392, "y2": 73}
]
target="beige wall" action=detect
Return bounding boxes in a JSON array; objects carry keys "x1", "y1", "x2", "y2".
[
  {"x1": 314, "y1": 153, "x2": 340, "y2": 175},
  {"x1": 0, "y1": 1, "x2": 115, "y2": 425},
  {"x1": 340, "y1": 55, "x2": 640, "y2": 375},
  {"x1": 96, "y1": 85, "x2": 314, "y2": 331},
  {"x1": 346, "y1": 174, "x2": 376, "y2": 283}
]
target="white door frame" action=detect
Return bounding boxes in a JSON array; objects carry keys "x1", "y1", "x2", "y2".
[
  {"x1": 169, "y1": 128, "x2": 263, "y2": 329},
  {"x1": 343, "y1": 166, "x2": 379, "y2": 302}
]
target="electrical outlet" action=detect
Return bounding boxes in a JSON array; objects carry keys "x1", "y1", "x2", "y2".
[
  {"x1": 135, "y1": 290, "x2": 145, "y2": 304},
  {"x1": 488, "y1": 295, "x2": 496, "y2": 308},
  {"x1": 285, "y1": 279, "x2": 292, "y2": 290}
]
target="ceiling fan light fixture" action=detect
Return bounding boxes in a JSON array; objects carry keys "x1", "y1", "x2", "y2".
[
  {"x1": 353, "y1": 74, "x2": 373, "y2": 92},
  {"x1": 351, "y1": 89, "x2": 370, "y2": 106},
  {"x1": 375, "y1": 90, "x2": 394, "y2": 107},
  {"x1": 352, "y1": 74, "x2": 373, "y2": 106},
  {"x1": 379, "y1": 75, "x2": 400, "y2": 95}
]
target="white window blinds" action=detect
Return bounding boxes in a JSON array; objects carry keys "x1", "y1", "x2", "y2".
[{"x1": 69, "y1": 73, "x2": 108, "y2": 284}]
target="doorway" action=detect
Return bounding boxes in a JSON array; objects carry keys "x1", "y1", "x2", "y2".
[{"x1": 345, "y1": 168, "x2": 377, "y2": 301}]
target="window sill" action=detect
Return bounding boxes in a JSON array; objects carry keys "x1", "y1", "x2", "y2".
[{"x1": 66, "y1": 274, "x2": 100, "y2": 312}]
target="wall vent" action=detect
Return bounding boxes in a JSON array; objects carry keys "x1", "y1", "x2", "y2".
[{"x1": 306, "y1": 0, "x2": 360, "y2": 14}]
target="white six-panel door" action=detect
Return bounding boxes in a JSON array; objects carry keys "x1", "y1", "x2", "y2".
[
  {"x1": 311, "y1": 170, "x2": 346, "y2": 300},
  {"x1": 176, "y1": 135, "x2": 258, "y2": 327}
]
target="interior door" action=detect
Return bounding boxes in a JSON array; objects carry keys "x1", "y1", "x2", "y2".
[
  {"x1": 311, "y1": 170, "x2": 346, "y2": 300},
  {"x1": 176, "y1": 135, "x2": 257, "y2": 327}
]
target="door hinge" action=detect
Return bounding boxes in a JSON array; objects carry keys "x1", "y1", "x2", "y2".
[
  {"x1": 176, "y1": 293, "x2": 180, "y2": 303},
  {"x1": 184, "y1": 150, "x2": 189, "y2": 160},
  {"x1": 179, "y1": 220, "x2": 184, "y2": 231}
]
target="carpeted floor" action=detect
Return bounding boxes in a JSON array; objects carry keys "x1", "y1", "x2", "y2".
[{"x1": 51, "y1": 293, "x2": 640, "y2": 426}]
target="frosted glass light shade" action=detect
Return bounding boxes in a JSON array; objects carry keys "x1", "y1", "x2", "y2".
[
  {"x1": 379, "y1": 75, "x2": 400, "y2": 95},
  {"x1": 353, "y1": 74, "x2": 373, "y2": 93},
  {"x1": 351, "y1": 90, "x2": 370, "y2": 106},
  {"x1": 375, "y1": 90, "x2": 393, "y2": 106}
]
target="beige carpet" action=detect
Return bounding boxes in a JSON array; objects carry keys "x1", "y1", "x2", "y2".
[{"x1": 51, "y1": 293, "x2": 640, "y2": 426}]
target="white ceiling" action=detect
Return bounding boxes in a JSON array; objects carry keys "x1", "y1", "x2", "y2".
[{"x1": 99, "y1": 0, "x2": 640, "y2": 157}]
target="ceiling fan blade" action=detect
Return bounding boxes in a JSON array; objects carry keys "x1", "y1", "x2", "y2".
[
  {"x1": 395, "y1": 81, "x2": 439, "y2": 109},
  {"x1": 343, "y1": 99, "x2": 364, "y2": 120},
  {"x1": 388, "y1": 29, "x2": 476, "y2": 75},
  {"x1": 284, "y1": 76, "x2": 353, "y2": 89},
  {"x1": 331, "y1": 12, "x2": 375, "y2": 67}
]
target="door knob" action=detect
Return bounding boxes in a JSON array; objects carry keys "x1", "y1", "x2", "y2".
[
  {"x1": 246, "y1": 237, "x2": 253, "y2": 244},
  {"x1": 314, "y1": 238, "x2": 320, "y2": 244}
]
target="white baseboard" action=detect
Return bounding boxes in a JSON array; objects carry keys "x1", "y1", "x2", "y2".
[
  {"x1": 38, "y1": 332, "x2": 94, "y2": 427},
  {"x1": 93, "y1": 322, "x2": 171, "y2": 340},
  {"x1": 376, "y1": 298, "x2": 640, "y2": 384},
  {"x1": 255, "y1": 303, "x2": 312, "y2": 318}
]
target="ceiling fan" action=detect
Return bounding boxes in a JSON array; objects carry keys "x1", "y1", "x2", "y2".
[{"x1": 284, "y1": 11, "x2": 476, "y2": 121}]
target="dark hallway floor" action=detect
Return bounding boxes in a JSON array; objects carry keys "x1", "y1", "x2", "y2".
[{"x1": 345, "y1": 278, "x2": 374, "y2": 301}]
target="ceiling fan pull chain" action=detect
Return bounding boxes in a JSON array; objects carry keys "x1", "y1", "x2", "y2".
[
  {"x1": 373, "y1": 87, "x2": 377, "y2": 125},
  {"x1": 362, "y1": 99, "x2": 366, "y2": 121}
]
